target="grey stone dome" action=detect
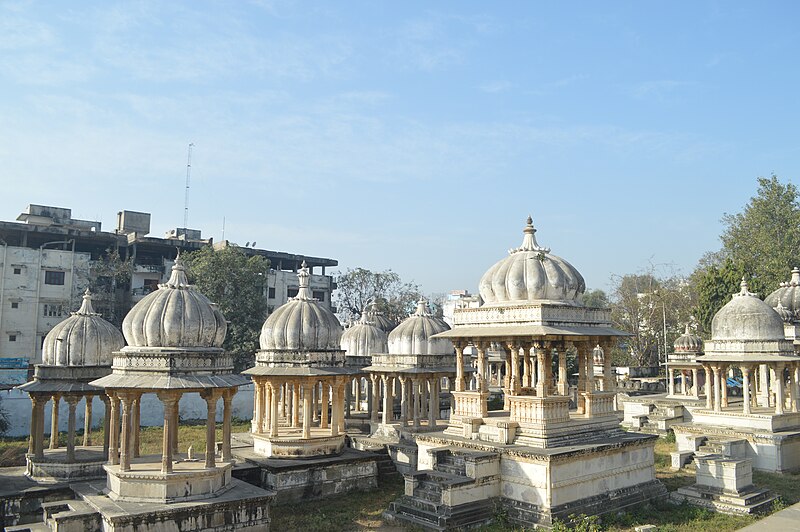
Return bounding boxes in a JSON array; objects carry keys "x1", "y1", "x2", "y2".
[
  {"x1": 42, "y1": 290, "x2": 125, "y2": 366},
  {"x1": 479, "y1": 217, "x2": 585, "y2": 305},
  {"x1": 711, "y1": 280, "x2": 785, "y2": 341},
  {"x1": 674, "y1": 324, "x2": 704, "y2": 353},
  {"x1": 388, "y1": 301, "x2": 452, "y2": 355},
  {"x1": 122, "y1": 258, "x2": 227, "y2": 348},
  {"x1": 341, "y1": 312, "x2": 388, "y2": 357},
  {"x1": 260, "y1": 262, "x2": 342, "y2": 350},
  {"x1": 765, "y1": 267, "x2": 800, "y2": 322}
]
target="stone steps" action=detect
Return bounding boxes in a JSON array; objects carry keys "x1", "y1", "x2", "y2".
[
  {"x1": 672, "y1": 485, "x2": 777, "y2": 515},
  {"x1": 386, "y1": 495, "x2": 495, "y2": 531}
]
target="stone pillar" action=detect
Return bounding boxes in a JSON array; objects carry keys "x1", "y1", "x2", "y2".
[
  {"x1": 108, "y1": 393, "x2": 120, "y2": 465},
  {"x1": 28, "y1": 395, "x2": 40, "y2": 455},
  {"x1": 338, "y1": 382, "x2": 346, "y2": 434},
  {"x1": 131, "y1": 394, "x2": 141, "y2": 458},
  {"x1": 713, "y1": 367, "x2": 722, "y2": 413},
  {"x1": 321, "y1": 382, "x2": 330, "y2": 429},
  {"x1": 721, "y1": 365, "x2": 729, "y2": 408},
  {"x1": 369, "y1": 375, "x2": 379, "y2": 423},
  {"x1": 602, "y1": 342, "x2": 613, "y2": 392},
  {"x1": 428, "y1": 378, "x2": 437, "y2": 429},
  {"x1": 65, "y1": 395, "x2": 79, "y2": 464},
  {"x1": 681, "y1": 371, "x2": 688, "y2": 395},
  {"x1": 302, "y1": 381, "x2": 312, "y2": 439},
  {"x1": 354, "y1": 377, "x2": 362, "y2": 413},
  {"x1": 102, "y1": 395, "x2": 111, "y2": 456},
  {"x1": 704, "y1": 366, "x2": 712, "y2": 409},
  {"x1": 759, "y1": 364, "x2": 770, "y2": 407},
  {"x1": 788, "y1": 365, "x2": 797, "y2": 413},
  {"x1": 382, "y1": 375, "x2": 393, "y2": 425},
  {"x1": 667, "y1": 366, "x2": 675, "y2": 395},
  {"x1": 170, "y1": 397, "x2": 179, "y2": 454},
  {"x1": 557, "y1": 346, "x2": 568, "y2": 396},
  {"x1": 292, "y1": 382, "x2": 300, "y2": 428},
  {"x1": 262, "y1": 382, "x2": 271, "y2": 433},
  {"x1": 159, "y1": 393, "x2": 178, "y2": 474},
  {"x1": 222, "y1": 388, "x2": 234, "y2": 462},
  {"x1": 202, "y1": 390, "x2": 220, "y2": 469},
  {"x1": 477, "y1": 343, "x2": 487, "y2": 392},
  {"x1": 775, "y1": 363, "x2": 786, "y2": 415},
  {"x1": 691, "y1": 368, "x2": 699, "y2": 398},
  {"x1": 118, "y1": 394, "x2": 132, "y2": 472},
  {"x1": 253, "y1": 380, "x2": 263, "y2": 434},
  {"x1": 345, "y1": 379, "x2": 352, "y2": 419},
  {"x1": 269, "y1": 384, "x2": 279, "y2": 437},
  {"x1": 399, "y1": 376, "x2": 408, "y2": 426},
  {"x1": 455, "y1": 343, "x2": 465, "y2": 391},
  {"x1": 586, "y1": 347, "x2": 594, "y2": 393},
  {"x1": 83, "y1": 396, "x2": 93, "y2": 447},
  {"x1": 32, "y1": 396, "x2": 45, "y2": 459},
  {"x1": 50, "y1": 394, "x2": 61, "y2": 450},
  {"x1": 509, "y1": 342, "x2": 520, "y2": 395},
  {"x1": 330, "y1": 382, "x2": 340, "y2": 437},
  {"x1": 412, "y1": 379, "x2": 421, "y2": 428},
  {"x1": 535, "y1": 344, "x2": 547, "y2": 397},
  {"x1": 742, "y1": 366, "x2": 752, "y2": 415}
]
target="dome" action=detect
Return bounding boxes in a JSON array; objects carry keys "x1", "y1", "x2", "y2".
[
  {"x1": 341, "y1": 311, "x2": 388, "y2": 357},
  {"x1": 260, "y1": 262, "x2": 342, "y2": 351},
  {"x1": 387, "y1": 301, "x2": 452, "y2": 355},
  {"x1": 711, "y1": 279, "x2": 786, "y2": 341},
  {"x1": 765, "y1": 267, "x2": 800, "y2": 321},
  {"x1": 673, "y1": 324, "x2": 704, "y2": 353},
  {"x1": 774, "y1": 302, "x2": 795, "y2": 323},
  {"x1": 122, "y1": 258, "x2": 227, "y2": 348},
  {"x1": 478, "y1": 216, "x2": 585, "y2": 305},
  {"x1": 592, "y1": 344, "x2": 604, "y2": 365},
  {"x1": 42, "y1": 289, "x2": 125, "y2": 366}
]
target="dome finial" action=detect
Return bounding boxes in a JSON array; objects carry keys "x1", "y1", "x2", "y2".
[
  {"x1": 791, "y1": 267, "x2": 800, "y2": 285},
  {"x1": 414, "y1": 300, "x2": 430, "y2": 316},
  {"x1": 295, "y1": 261, "x2": 313, "y2": 300},
  {"x1": 163, "y1": 255, "x2": 191, "y2": 289},
  {"x1": 510, "y1": 215, "x2": 551, "y2": 254},
  {"x1": 75, "y1": 289, "x2": 99, "y2": 316},
  {"x1": 736, "y1": 277, "x2": 757, "y2": 298},
  {"x1": 684, "y1": 323, "x2": 691, "y2": 335}
]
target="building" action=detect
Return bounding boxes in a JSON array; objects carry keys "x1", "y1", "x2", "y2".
[{"x1": 0, "y1": 204, "x2": 337, "y2": 370}]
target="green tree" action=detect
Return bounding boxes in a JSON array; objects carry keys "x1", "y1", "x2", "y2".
[
  {"x1": 579, "y1": 288, "x2": 609, "y2": 308},
  {"x1": 183, "y1": 245, "x2": 270, "y2": 372},
  {"x1": 692, "y1": 175, "x2": 800, "y2": 332},
  {"x1": 334, "y1": 268, "x2": 422, "y2": 325},
  {"x1": 88, "y1": 249, "x2": 133, "y2": 327}
]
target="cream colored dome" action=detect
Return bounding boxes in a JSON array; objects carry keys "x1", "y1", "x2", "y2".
[
  {"x1": 341, "y1": 311, "x2": 388, "y2": 357},
  {"x1": 388, "y1": 301, "x2": 452, "y2": 355},
  {"x1": 765, "y1": 267, "x2": 800, "y2": 321},
  {"x1": 42, "y1": 290, "x2": 125, "y2": 366},
  {"x1": 673, "y1": 324, "x2": 704, "y2": 353},
  {"x1": 711, "y1": 280, "x2": 785, "y2": 341},
  {"x1": 122, "y1": 258, "x2": 227, "y2": 348},
  {"x1": 478, "y1": 217, "x2": 585, "y2": 304},
  {"x1": 260, "y1": 262, "x2": 342, "y2": 350}
]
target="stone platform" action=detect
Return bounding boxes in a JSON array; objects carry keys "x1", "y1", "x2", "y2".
[
  {"x1": 232, "y1": 432, "x2": 379, "y2": 504},
  {"x1": 0, "y1": 466, "x2": 73, "y2": 530},
  {"x1": 26, "y1": 447, "x2": 107, "y2": 483},
  {"x1": 104, "y1": 458, "x2": 233, "y2": 503}
]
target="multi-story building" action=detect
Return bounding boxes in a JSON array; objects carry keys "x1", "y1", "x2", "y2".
[{"x1": 0, "y1": 204, "x2": 337, "y2": 373}]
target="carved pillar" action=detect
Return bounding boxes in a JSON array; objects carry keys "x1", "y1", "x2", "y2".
[
  {"x1": 412, "y1": 378, "x2": 421, "y2": 428},
  {"x1": 170, "y1": 397, "x2": 179, "y2": 454},
  {"x1": 262, "y1": 381, "x2": 271, "y2": 433},
  {"x1": 681, "y1": 371, "x2": 688, "y2": 395},
  {"x1": 345, "y1": 378, "x2": 352, "y2": 419},
  {"x1": 775, "y1": 363, "x2": 786, "y2": 415},
  {"x1": 252, "y1": 380, "x2": 263, "y2": 434},
  {"x1": 721, "y1": 365, "x2": 729, "y2": 407},
  {"x1": 108, "y1": 392, "x2": 120, "y2": 465},
  {"x1": 509, "y1": 341, "x2": 520, "y2": 395},
  {"x1": 788, "y1": 365, "x2": 797, "y2": 413},
  {"x1": 330, "y1": 381, "x2": 340, "y2": 437},
  {"x1": 369, "y1": 375, "x2": 379, "y2": 422},
  {"x1": 320, "y1": 382, "x2": 329, "y2": 429},
  {"x1": 382, "y1": 375, "x2": 392, "y2": 425},
  {"x1": 399, "y1": 376, "x2": 408, "y2": 426},
  {"x1": 667, "y1": 366, "x2": 675, "y2": 395},
  {"x1": 222, "y1": 388, "x2": 234, "y2": 462},
  {"x1": 102, "y1": 395, "x2": 110, "y2": 456},
  {"x1": 269, "y1": 384, "x2": 279, "y2": 437},
  {"x1": 49, "y1": 394, "x2": 61, "y2": 450},
  {"x1": 28, "y1": 395, "x2": 40, "y2": 455},
  {"x1": 202, "y1": 390, "x2": 220, "y2": 468},
  {"x1": 557, "y1": 345, "x2": 568, "y2": 396},
  {"x1": 292, "y1": 382, "x2": 300, "y2": 428},
  {"x1": 428, "y1": 377, "x2": 438, "y2": 428},
  {"x1": 704, "y1": 365, "x2": 712, "y2": 409},
  {"x1": 691, "y1": 368, "x2": 699, "y2": 398},
  {"x1": 302, "y1": 381, "x2": 312, "y2": 439},
  {"x1": 158, "y1": 393, "x2": 178, "y2": 473},
  {"x1": 354, "y1": 377, "x2": 362, "y2": 413},
  {"x1": 586, "y1": 346, "x2": 594, "y2": 392},
  {"x1": 32, "y1": 395, "x2": 46, "y2": 459},
  {"x1": 131, "y1": 394, "x2": 141, "y2": 458},
  {"x1": 455, "y1": 343, "x2": 465, "y2": 391},
  {"x1": 83, "y1": 396, "x2": 93, "y2": 447},
  {"x1": 712, "y1": 366, "x2": 722, "y2": 412},
  {"x1": 64, "y1": 395, "x2": 78, "y2": 463},
  {"x1": 742, "y1": 366, "x2": 752, "y2": 415},
  {"x1": 338, "y1": 381, "x2": 346, "y2": 434},
  {"x1": 476, "y1": 343, "x2": 487, "y2": 392},
  {"x1": 118, "y1": 393, "x2": 133, "y2": 471}
]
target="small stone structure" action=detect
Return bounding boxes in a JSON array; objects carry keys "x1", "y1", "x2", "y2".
[
  {"x1": 17, "y1": 290, "x2": 124, "y2": 482},
  {"x1": 672, "y1": 279, "x2": 800, "y2": 473},
  {"x1": 340, "y1": 305, "x2": 388, "y2": 425},
  {"x1": 385, "y1": 217, "x2": 666, "y2": 530}
]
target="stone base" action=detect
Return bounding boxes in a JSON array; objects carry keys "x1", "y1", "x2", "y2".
[
  {"x1": 72, "y1": 477, "x2": 274, "y2": 532},
  {"x1": 232, "y1": 446, "x2": 378, "y2": 504},
  {"x1": 25, "y1": 447, "x2": 107, "y2": 482},
  {"x1": 252, "y1": 432, "x2": 345, "y2": 458},
  {"x1": 670, "y1": 484, "x2": 776, "y2": 515},
  {"x1": 104, "y1": 458, "x2": 233, "y2": 503}
]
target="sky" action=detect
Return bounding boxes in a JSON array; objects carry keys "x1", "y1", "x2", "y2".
[{"x1": 2, "y1": 1, "x2": 800, "y2": 297}]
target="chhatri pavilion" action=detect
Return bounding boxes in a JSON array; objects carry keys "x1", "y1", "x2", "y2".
[
  {"x1": 386, "y1": 217, "x2": 666, "y2": 529},
  {"x1": 18, "y1": 289, "x2": 124, "y2": 482}
]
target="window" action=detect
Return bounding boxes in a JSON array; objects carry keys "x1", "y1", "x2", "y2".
[
  {"x1": 143, "y1": 278, "x2": 160, "y2": 294},
  {"x1": 287, "y1": 287, "x2": 298, "y2": 298},
  {"x1": 13, "y1": 267, "x2": 21, "y2": 275},
  {"x1": 43, "y1": 304, "x2": 65, "y2": 317},
  {"x1": 268, "y1": 287, "x2": 276, "y2": 299},
  {"x1": 8, "y1": 335, "x2": 16, "y2": 342},
  {"x1": 313, "y1": 291, "x2": 325, "y2": 301},
  {"x1": 44, "y1": 270, "x2": 65, "y2": 285},
  {"x1": 10, "y1": 302, "x2": 18, "y2": 309}
]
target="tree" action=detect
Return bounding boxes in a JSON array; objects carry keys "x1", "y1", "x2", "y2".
[
  {"x1": 579, "y1": 289, "x2": 609, "y2": 308},
  {"x1": 88, "y1": 249, "x2": 133, "y2": 327},
  {"x1": 692, "y1": 175, "x2": 800, "y2": 332},
  {"x1": 183, "y1": 245, "x2": 270, "y2": 373},
  {"x1": 334, "y1": 268, "x2": 422, "y2": 325}
]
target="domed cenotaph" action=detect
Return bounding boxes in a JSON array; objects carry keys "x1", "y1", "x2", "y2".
[
  {"x1": 18, "y1": 289, "x2": 124, "y2": 482},
  {"x1": 386, "y1": 217, "x2": 666, "y2": 529}
]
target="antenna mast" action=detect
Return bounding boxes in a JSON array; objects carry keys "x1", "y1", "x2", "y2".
[{"x1": 183, "y1": 143, "x2": 194, "y2": 228}]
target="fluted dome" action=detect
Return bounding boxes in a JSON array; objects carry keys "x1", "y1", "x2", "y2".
[
  {"x1": 260, "y1": 262, "x2": 342, "y2": 351},
  {"x1": 341, "y1": 311, "x2": 388, "y2": 357},
  {"x1": 479, "y1": 217, "x2": 585, "y2": 305},
  {"x1": 711, "y1": 280, "x2": 785, "y2": 341},
  {"x1": 388, "y1": 301, "x2": 452, "y2": 355},
  {"x1": 673, "y1": 324, "x2": 704, "y2": 353},
  {"x1": 42, "y1": 290, "x2": 125, "y2": 366},
  {"x1": 122, "y1": 258, "x2": 227, "y2": 348},
  {"x1": 765, "y1": 267, "x2": 800, "y2": 322}
]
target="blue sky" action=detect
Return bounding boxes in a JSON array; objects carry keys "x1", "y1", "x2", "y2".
[{"x1": 2, "y1": 1, "x2": 799, "y2": 296}]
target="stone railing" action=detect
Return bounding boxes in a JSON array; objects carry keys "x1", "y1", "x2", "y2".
[
  {"x1": 509, "y1": 395, "x2": 570, "y2": 425},
  {"x1": 584, "y1": 391, "x2": 616, "y2": 417},
  {"x1": 113, "y1": 347, "x2": 233, "y2": 374},
  {"x1": 452, "y1": 391, "x2": 488, "y2": 419}
]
